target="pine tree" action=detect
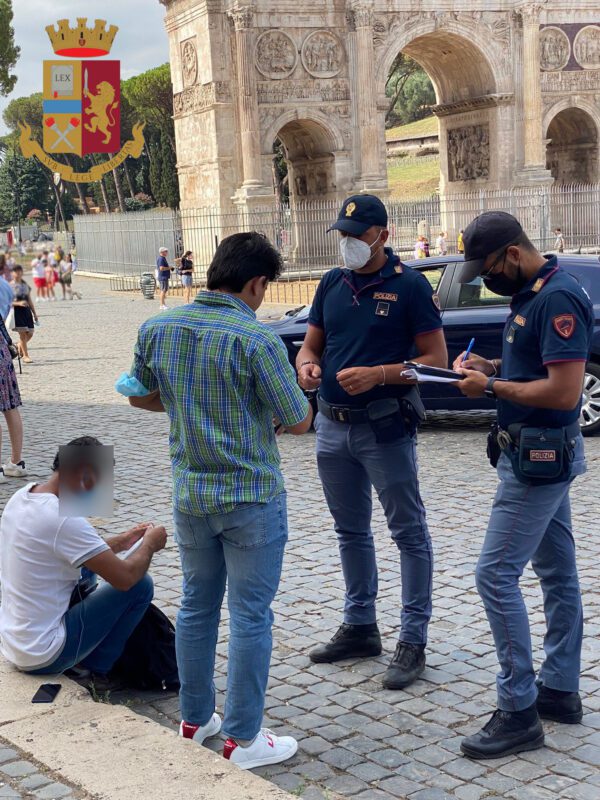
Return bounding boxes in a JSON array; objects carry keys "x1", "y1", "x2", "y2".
[
  {"x1": 160, "y1": 130, "x2": 180, "y2": 209},
  {"x1": 0, "y1": 0, "x2": 20, "y2": 97}
]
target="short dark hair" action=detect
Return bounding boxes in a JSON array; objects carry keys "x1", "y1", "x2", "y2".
[
  {"x1": 11, "y1": 264, "x2": 22, "y2": 272},
  {"x1": 514, "y1": 231, "x2": 536, "y2": 251},
  {"x1": 206, "y1": 232, "x2": 283, "y2": 293},
  {"x1": 52, "y1": 436, "x2": 103, "y2": 472}
]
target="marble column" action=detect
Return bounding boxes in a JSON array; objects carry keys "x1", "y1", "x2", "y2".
[
  {"x1": 228, "y1": 5, "x2": 263, "y2": 188},
  {"x1": 519, "y1": 3, "x2": 546, "y2": 169},
  {"x1": 348, "y1": 1, "x2": 381, "y2": 184}
]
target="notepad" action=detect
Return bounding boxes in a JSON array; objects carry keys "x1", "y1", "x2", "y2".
[{"x1": 401, "y1": 362, "x2": 465, "y2": 384}]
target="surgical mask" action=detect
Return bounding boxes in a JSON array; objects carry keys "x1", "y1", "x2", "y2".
[
  {"x1": 340, "y1": 233, "x2": 382, "y2": 271},
  {"x1": 482, "y1": 259, "x2": 527, "y2": 297}
]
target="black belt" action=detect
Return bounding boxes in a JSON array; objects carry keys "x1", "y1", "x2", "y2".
[
  {"x1": 317, "y1": 396, "x2": 369, "y2": 424},
  {"x1": 498, "y1": 420, "x2": 580, "y2": 448}
]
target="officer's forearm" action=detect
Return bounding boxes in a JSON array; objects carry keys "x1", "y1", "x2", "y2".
[
  {"x1": 493, "y1": 377, "x2": 580, "y2": 411},
  {"x1": 296, "y1": 345, "x2": 321, "y2": 370}
]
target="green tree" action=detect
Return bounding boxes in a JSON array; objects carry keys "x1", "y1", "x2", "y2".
[
  {"x1": 3, "y1": 93, "x2": 43, "y2": 140},
  {"x1": 0, "y1": 0, "x2": 20, "y2": 97},
  {"x1": 160, "y1": 130, "x2": 179, "y2": 208},
  {"x1": 0, "y1": 148, "x2": 52, "y2": 225},
  {"x1": 122, "y1": 64, "x2": 175, "y2": 152},
  {"x1": 385, "y1": 55, "x2": 435, "y2": 127}
]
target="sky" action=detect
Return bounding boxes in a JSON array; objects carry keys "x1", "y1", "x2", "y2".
[{"x1": 0, "y1": 0, "x2": 169, "y2": 134}]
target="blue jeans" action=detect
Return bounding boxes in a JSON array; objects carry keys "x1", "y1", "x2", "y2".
[
  {"x1": 315, "y1": 414, "x2": 433, "y2": 644},
  {"x1": 27, "y1": 572, "x2": 154, "y2": 676},
  {"x1": 476, "y1": 437, "x2": 586, "y2": 712},
  {"x1": 173, "y1": 494, "x2": 288, "y2": 741}
]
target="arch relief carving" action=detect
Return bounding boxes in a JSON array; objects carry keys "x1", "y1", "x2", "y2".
[
  {"x1": 181, "y1": 39, "x2": 198, "y2": 87},
  {"x1": 447, "y1": 124, "x2": 490, "y2": 182},
  {"x1": 255, "y1": 30, "x2": 298, "y2": 79},
  {"x1": 301, "y1": 31, "x2": 344, "y2": 78},
  {"x1": 574, "y1": 26, "x2": 600, "y2": 70},
  {"x1": 540, "y1": 27, "x2": 571, "y2": 72}
]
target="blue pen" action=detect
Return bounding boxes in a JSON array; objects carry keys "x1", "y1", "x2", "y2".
[{"x1": 462, "y1": 337, "x2": 475, "y2": 363}]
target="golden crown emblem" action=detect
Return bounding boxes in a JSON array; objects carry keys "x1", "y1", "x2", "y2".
[{"x1": 45, "y1": 18, "x2": 119, "y2": 58}]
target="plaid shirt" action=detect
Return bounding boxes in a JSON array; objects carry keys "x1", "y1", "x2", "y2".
[{"x1": 131, "y1": 291, "x2": 309, "y2": 516}]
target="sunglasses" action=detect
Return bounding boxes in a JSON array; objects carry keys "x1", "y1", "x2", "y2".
[{"x1": 480, "y1": 242, "x2": 519, "y2": 279}]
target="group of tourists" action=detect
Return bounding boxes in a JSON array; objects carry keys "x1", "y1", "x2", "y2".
[
  {"x1": 0, "y1": 195, "x2": 592, "y2": 776},
  {"x1": 30, "y1": 247, "x2": 81, "y2": 303},
  {"x1": 155, "y1": 247, "x2": 194, "y2": 310}
]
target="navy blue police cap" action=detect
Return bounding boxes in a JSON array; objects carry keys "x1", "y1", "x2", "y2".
[
  {"x1": 459, "y1": 211, "x2": 523, "y2": 283},
  {"x1": 328, "y1": 194, "x2": 388, "y2": 236}
]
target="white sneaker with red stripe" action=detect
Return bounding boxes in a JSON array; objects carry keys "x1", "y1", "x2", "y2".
[
  {"x1": 179, "y1": 713, "x2": 222, "y2": 745},
  {"x1": 223, "y1": 728, "x2": 298, "y2": 770}
]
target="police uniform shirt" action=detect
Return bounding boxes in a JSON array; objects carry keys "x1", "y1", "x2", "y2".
[
  {"x1": 498, "y1": 256, "x2": 594, "y2": 429},
  {"x1": 308, "y1": 248, "x2": 442, "y2": 407}
]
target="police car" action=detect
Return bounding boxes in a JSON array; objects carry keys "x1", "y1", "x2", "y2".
[{"x1": 267, "y1": 254, "x2": 600, "y2": 435}]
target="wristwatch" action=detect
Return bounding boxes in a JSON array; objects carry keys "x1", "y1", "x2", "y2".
[{"x1": 484, "y1": 377, "x2": 499, "y2": 398}]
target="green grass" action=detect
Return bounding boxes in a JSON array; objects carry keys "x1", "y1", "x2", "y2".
[
  {"x1": 387, "y1": 157, "x2": 440, "y2": 199},
  {"x1": 386, "y1": 115, "x2": 439, "y2": 141}
]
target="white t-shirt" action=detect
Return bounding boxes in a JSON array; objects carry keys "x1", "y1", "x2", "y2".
[
  {"x1": 0, "y1": 484, "x2": 109, "y2": 669},
  {"x1": 31, "y1": 260, "x2": 45, "y2": 279}
]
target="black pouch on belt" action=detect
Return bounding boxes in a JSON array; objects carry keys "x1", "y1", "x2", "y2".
[
  {"x1": 487, "y1": 422, "x2": 501, "y2": 468},
  {"x1": 506, "y1": 425, "x2": 574, "y2": 485},
  {"x1": 366, "y1": 398, "x2": 405, "y2": 443}
]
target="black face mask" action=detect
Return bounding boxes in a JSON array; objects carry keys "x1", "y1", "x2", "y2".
[{"x1": 482, "y1": 259, "x2": 527, "y2": 297}]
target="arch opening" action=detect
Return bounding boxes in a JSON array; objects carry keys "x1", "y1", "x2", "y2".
[
  {"x1": 273, "y1": 118, "x2": 337, "y2": 204},
  {"x1": 383, "y1": 31, "x2": 498, "y2": 199},
  {"x1": 546, "y1": 108, "x2": 599, "y2": 184}
]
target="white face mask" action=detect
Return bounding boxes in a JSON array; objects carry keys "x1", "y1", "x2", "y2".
[{"x1": 340, "y1": 233, "x2": 382, "y2": 271}]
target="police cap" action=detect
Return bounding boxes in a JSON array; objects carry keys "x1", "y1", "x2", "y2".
[
  {"x1": 328, "y1": 195, "x2": 388, "y2": 236},
  {"x1": 458, "y1": 211, "x2": 523, "y2": 283}
]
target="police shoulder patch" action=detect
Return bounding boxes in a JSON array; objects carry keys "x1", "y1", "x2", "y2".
[
  {"x1": 514, "y1": 314, "x2": 526, "y2": 327},
  {"x1": 432, "y1": 293, "x2": 441, "y2": 310},
  {"x1": 553, "y1": 313, "x2": 576, "y2": 339}
]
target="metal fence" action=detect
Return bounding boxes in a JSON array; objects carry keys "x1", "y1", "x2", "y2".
[{"x1": 75, "y1": 183, "x2": 600, "y2": 289}]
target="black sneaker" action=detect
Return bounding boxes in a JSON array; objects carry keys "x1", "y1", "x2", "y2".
[
  {"x1": 536, "y1": 684, "x2": 583, "y2": 724},
  {"x1": 382, "y1": 642, "x2": 426, "y2": 689},
  {"x1": 309, "y1": 623, "x2": 382, "y2": 663},
  {"x1": 461, "y1": 704, "x2": 544, "y2": 760}
]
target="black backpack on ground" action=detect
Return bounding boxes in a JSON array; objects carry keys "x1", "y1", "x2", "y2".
[{"x1": 112, "y1": 603, "x2": 180, "y2": 692}]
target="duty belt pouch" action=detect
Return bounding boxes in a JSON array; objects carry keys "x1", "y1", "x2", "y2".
[
  {"x1": 400, "y1": 386, "x2": 426, "y2": 434},
  {"x1": 487, "y1": 423, "x2": 501, "y2": 468},
  {"x1": 508, "y1": 426, "x2": 573, "y2": 486},
  {"x1": 366, "y1": 398, "x2": 405, "y2": 443}
]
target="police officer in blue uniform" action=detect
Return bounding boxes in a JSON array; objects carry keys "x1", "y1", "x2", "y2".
[
  {"x1": 454, "y1": 211, "x2": 593, "y2": 759},
  {"x1": 296, "y1": 195, "x2": 448, "y2": 689}
]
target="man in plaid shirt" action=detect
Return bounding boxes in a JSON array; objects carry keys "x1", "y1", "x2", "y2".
[{"x1": 129, "y1": 232, "x2": 312, "y2": 770}]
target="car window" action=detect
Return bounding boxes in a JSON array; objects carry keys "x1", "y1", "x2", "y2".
[
  {"x1": 456, "y1": 276, "x2": 511, "y2": 308},
  {"x1": 415, "y1": 266, "x2": 445, "y2": 293}
]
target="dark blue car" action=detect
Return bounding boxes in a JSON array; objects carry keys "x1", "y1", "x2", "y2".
[{"x1": 266, "y1": 255, "x2": 600, "y2": 435}]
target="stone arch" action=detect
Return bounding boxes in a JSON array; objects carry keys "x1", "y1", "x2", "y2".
[
  {"x1": 544, "y1": 104, "x2": 599, "y2": 183},
  {"x1": 263, "y1": 110, "x2": 346, "y2": 201},
  {"x1": 375, "y1": 22, "x2": 502, "y2": 104}
]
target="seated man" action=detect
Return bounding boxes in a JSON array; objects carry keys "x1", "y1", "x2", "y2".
[{"x1": 0, "y1": 436, "x2": 166, "y2": 680}]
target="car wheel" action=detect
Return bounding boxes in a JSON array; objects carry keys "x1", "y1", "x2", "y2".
[{"x1": 580, "y1": 362, "x2": 600, "y2": 436}]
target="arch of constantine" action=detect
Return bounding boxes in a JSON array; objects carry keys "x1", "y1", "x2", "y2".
[{"x1": 159, "y1": 1, "x2": 600, "y2": 225}]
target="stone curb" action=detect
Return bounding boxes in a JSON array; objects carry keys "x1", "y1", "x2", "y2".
[{"x1": 0, "y1": 660, "x2": 292, "y2": 800}]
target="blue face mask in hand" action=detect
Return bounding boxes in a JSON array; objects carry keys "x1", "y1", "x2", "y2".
[
  {"x1": 340, "y1": 232, "x2": 382, "y2": 271},
  {"x1": 115, "y1": 372, "x2": 151, "y2": 397}
]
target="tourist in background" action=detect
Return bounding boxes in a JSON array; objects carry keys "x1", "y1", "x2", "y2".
[
  {"x1": 44, "y1": 258, "x2": 57, "y2": 302},
  {"x1": 156, "y1": 246, "x2": 170, "y2": 311},
  {"x1": 10, "y1": 265, "x2": 38, "y2": 364},
  {"x1": 0, "y1": 305, "x2": 26, "y2": 480},
  {"x1": 414, "y1": 236, "x2": 426, "y2": 259},
  {"x1": 554, "y1": 228, "x2": 565, "y2": 253},
  {"x1": 0, "y1": 254, "x2": 8, "y2": 282},
  {"x1": 59, "y1": 254, "x2": 81, "y2": 300},
  {"x1": 31, "y1": 255, "x2": 47, "y2": 302},
  {"x1": 457, "y1": 229, "x2": 465, "y2": 254},
  {"x1": 180, "y1": 251, "x2": 194, "y2": 304},
  {"x1": 423, "y1": 237, "x2": 430, "y2": 258},
  {"x1": 436, "y1": 232, "x2": 448, "y2": 256}
]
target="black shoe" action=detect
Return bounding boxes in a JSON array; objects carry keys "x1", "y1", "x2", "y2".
[
  {"x1": 382, "y1": 642, "x2": 426, "y2": 689},
  {"x1": 309, "y1": 623, "x2": 382, "y2": 663},
  {"x1": 536, "y1": 684, "x2": 583, "y2": 724},
  {"x1": 461, "y1": 704, "x2": 545, "y2": 760}
]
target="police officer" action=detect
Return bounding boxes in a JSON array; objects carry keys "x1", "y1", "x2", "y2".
[
  {"x1": 454, "y1": 212, "x2": 593, "y2": 759},
  {"x1": 296, "y1": 195, "x2": 447, "y2": 689}
]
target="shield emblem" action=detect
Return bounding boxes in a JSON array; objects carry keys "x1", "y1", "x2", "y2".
[
  {"x1": 552, "y1": 314, "x2": 576, "y2": 339},
  {"x1": 43, "y1": 59, "x2": 120, "y2": 156}
]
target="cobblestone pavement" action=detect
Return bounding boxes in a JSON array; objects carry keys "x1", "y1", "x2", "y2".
[
  {"x1": 0, "y1": 738, "x2": 90, "y2": 799},
  {"x1": 3, "y1": 277, "x2": 599, "y2": 800}
]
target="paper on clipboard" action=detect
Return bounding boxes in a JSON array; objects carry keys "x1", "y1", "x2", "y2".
[{"x1": 401, "y1": 362, "x2": 464, "y2": 384}]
